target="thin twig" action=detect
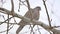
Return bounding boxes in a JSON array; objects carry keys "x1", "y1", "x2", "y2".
[
  {"x1": 18, "y1": 0, "x2": 21, "y2": 12},
  {"x1": 42, "y1": 0, "x2": 51, "y2": 28},
  {"x1": 6, "y1": 14, "x2": 9, "y2": 34},
  {"x1": 52, "y1": 26, "x2": 60, "y2": 28},
  {"x1": 25, "y1": 0, "x2": 30, "y2": 10},
  {"x1": 21, "y1": 1, "x2": 27, "y2": 7},
  {"x1": 11, "y1": 0, "x2": 14, "y2": 12},
  {"x1": 42, "y1": 0, "x2": 52, "y2": 34},
  {"x1": 11, "y1": 0, "x2": 14, "y2": 16},
  {"x1": 0, "y1": 23, "x2": 14, "y2": 33},
  {"x1": 37, "y1": 25, "x2": 41, "y2": 34},
  {"x1": 0, "y1": 17, "x2": 13, "y2": 25}
]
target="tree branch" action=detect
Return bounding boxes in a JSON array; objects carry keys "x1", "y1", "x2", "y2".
[
  {"x1": 11, "y1": 0, "x2": 14, "y2": 14},
  {"x1": 0, "y1": 7, "x2": 60, "y2": 34},
  {"x1": 42, "y1": 0, "x2": 51, "y2": 28}
]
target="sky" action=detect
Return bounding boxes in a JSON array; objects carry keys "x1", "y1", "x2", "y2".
[{"x1": 0, "y1": 0, "x2": 60, "y2": 34}]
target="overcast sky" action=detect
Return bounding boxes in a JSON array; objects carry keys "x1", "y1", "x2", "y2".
[{"x1": 0, "y1": 0, "x2": 60, "y2": 34}]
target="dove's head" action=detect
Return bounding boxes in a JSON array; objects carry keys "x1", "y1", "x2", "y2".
[{"x1": 34, "y1": 6, "x2": 41, "y2": 11}]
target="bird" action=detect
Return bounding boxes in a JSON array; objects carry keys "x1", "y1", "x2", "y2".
[{"x1": 16, "y1": 6, "x2": 41, "y2": 34}]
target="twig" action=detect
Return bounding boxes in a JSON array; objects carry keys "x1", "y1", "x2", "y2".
[
  {"x1": 0, "y1": 24, "x2": 14, "y2": 33},
  {"x1": 37, "y1": 25, "x2": 41, "y2": 34},
  {"x1": 11, "y1": 0, "x2": 14, "y2": 16},
  {"x1": 42, "y1": 0, "x2": 51, "y2": 28},
  {"x1": 18, "y1": 0, "x2": 21, "y2": 12},
  {"x1": 42, "y1": 0, "x2": 52, "y2": 34},
  {"x1": 6, "y1": 14, "x2": 9, "y2": 34},
  {"x1": 52, "y1": 26, "x2": 60, "y2": 28},
  {"x1": 21, "y1": 1, "x2": 27, "y2": 7},
  {"x1": 26, "y1": 0, "x2": 30, "y2": 10},
  {"x1": 0, "y1": 17, "x2": 13, "y2": 25},
  {"x1": 0, "y1": 14, "x2": 5, "y2": 20}
]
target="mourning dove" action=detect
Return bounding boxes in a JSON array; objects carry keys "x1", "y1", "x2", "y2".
[{"x1": 16, "y1": 6, "x2": 41, "y2": 34}]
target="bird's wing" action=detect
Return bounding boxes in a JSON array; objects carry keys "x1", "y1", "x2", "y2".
[{"x1": 18, "y1": 9, "x2": 33, "y2": 25}]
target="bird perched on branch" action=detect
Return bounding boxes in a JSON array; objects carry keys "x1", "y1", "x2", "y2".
[{"x1": 16, "y1": 6, "x2": 41, "y2": 34}]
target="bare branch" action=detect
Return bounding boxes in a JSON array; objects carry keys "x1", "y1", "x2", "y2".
[
  {"x1": 42, "y1": 0, "x2": 51, "y2": 28},
  {"x1": 0, "y1": 23, "x2": 14, "y2": 33},
  {"x1": 0, "y1": 8, "x2": 60, "y2": 34},
  {"x1": 0, "y1": 16, "x2": 13, "y2": 25},
  {"x1": 52, "y1": 26, "x2": 60, "y2": 28},
  {"x1": 11, "y1": 0, "x2": 14, "y2": 11},
  {"x1": 6, "y1": 14, "x2": 9, "y2": 34},
  {"x1": 11, "y1": 0, "x2": 14, "y2": 16},
  {"x1": 26, "y1": 0, "x2": 30, "y2": 10},
  {"x1": 0, "y1": 8, "x2": 11, "y2": 14}
]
